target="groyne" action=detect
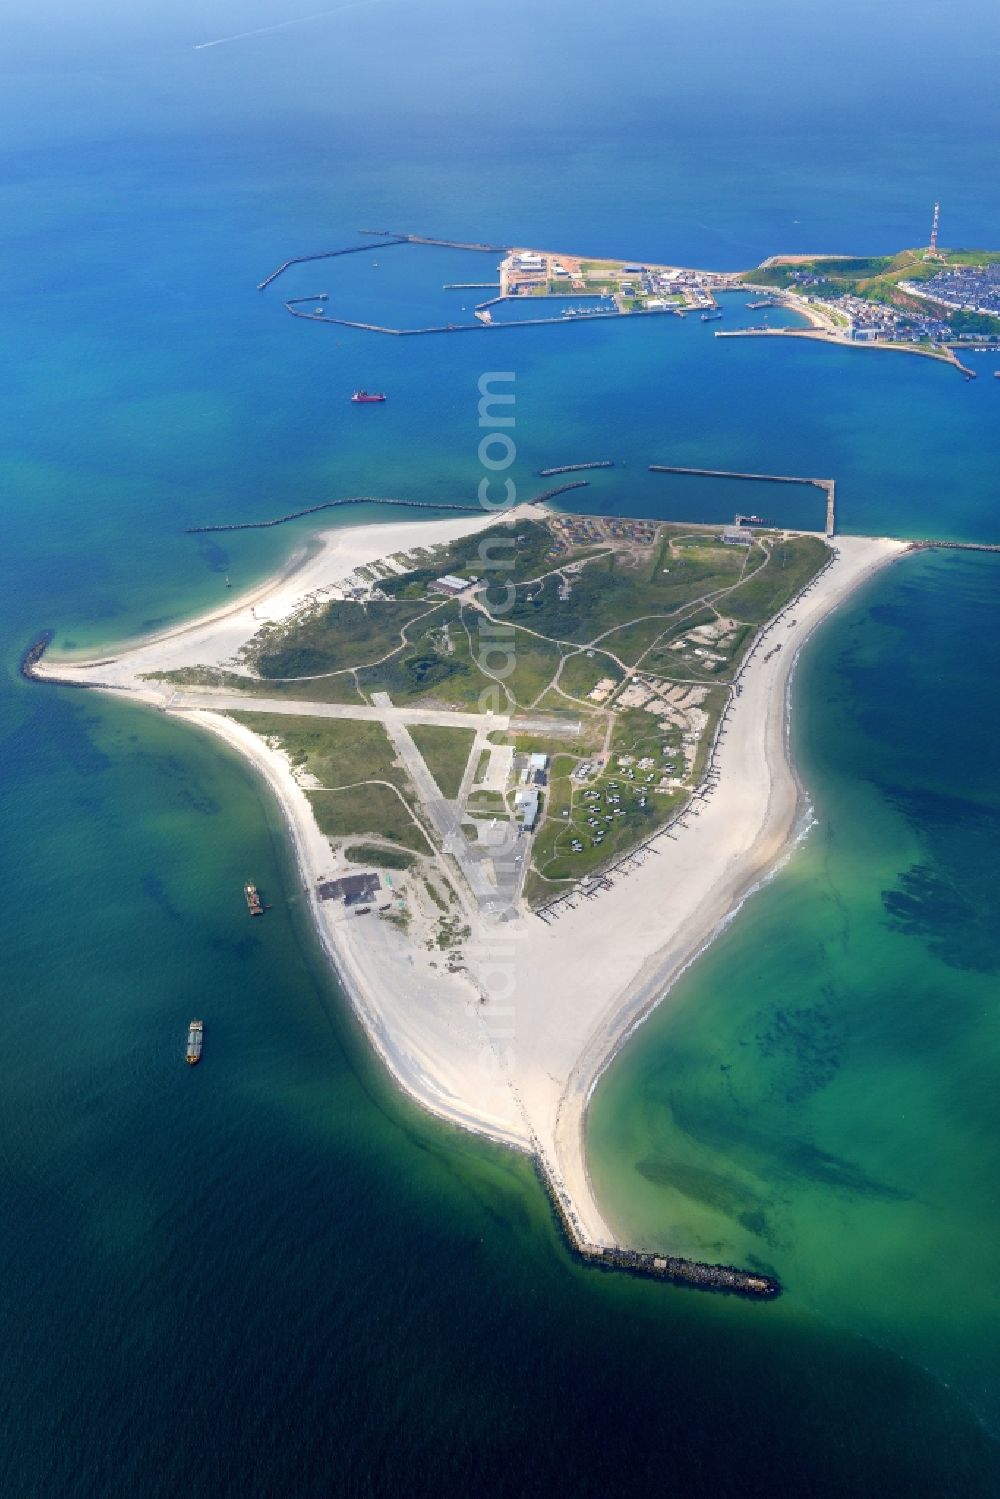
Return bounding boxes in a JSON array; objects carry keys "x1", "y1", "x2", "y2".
[
  {"x1": 538, "y1": 462, "x2": 613, "y2": 477},
  {"x1": 911, "y1": 539, "x2": 1000, "y2": 556},
  {"x1": 20, "y1": 632, "x2": 118, "y2": 690},
  {"x1": 532, "y1": 1157, "x2": 780, "y2": 1298},
  {"x1": 530, "y1": 480, "x2": 591, "y2": 504},
  {"x1": 183, "y1": 485, "x2": 590, "y2": 536},
  {"x1": 20, "y1": 631, "x2": 54, "y2": 681}
]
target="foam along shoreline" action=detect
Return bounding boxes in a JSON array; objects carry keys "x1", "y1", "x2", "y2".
[{"x1": 31, "y1": 508, "x2": 906, "y2": 1277}]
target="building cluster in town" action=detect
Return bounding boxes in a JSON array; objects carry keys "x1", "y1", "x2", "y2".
[
  {"x1": 901, "y1": 263, "x2": 1000, "y2": 317},
  {"x1": 831, "y1": 292, "x2": 953, "y2": 343},
  {"x1": 500, "y1": 248, "x2": 727, "y2": 314},
  {"x1": 547, "y1": 513, "x2": 659, "y2": 555}
]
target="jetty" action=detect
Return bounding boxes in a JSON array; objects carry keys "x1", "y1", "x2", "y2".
[{"x1": 649, "y1": 463, "x2": 836, "y2": 536}]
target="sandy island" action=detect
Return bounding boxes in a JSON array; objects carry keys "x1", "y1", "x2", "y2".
[{"x1": 34, "y1": 510, "x2": 906, "y2": 1260}]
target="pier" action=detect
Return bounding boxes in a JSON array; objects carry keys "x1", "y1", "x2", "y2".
[{"x1": 649, "y1": 464, "x2": 836, "y2": 536}]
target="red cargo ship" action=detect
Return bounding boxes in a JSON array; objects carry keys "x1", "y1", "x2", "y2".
[{"x1": 351, "y1": 390, "x2": 386, "y2": 403}]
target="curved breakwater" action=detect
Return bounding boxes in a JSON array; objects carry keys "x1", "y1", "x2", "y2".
[
  {"x1": 532, "y1": 1158, "x2": 780, "y2": 1297},
  {"x1": 184, "y1": 496, "x2": 484, "y2": 535},
  {"x1": 183, "y1": 486, "x2": 594, "y2": 534}
]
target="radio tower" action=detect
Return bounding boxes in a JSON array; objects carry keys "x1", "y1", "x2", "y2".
[{"x1": 929, "y1": 200, "x2": 940, "y2": 254}]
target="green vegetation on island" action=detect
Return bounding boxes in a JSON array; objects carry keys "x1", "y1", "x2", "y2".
[
  {"x1": 407, "y1": 725, "x2": 476, "y2": 798},
  {"x1": 745, "y1": 247, "x2": 1000, "y2": 339},
  {"x1": 217, "y1": 511, "x2": 829, "y2": 904},
  {"x1": 225, "y1": 712, "x2": 430, "y2": 853}
]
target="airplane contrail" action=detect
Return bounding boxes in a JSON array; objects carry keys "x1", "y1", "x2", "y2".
[{"x1": 194, "y1": 2, "x2": 377, "y2": 50}]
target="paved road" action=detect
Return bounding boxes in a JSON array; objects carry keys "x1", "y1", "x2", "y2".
[
  {"x1": 171, "y1": 687, "x2": 530, "y2": 915},
  {"x1": 168, "y1": 689, "x2": 511, "y2": 732},
  {"x1": 378, "y1": 709, "x2": 525, "y2": 916}
]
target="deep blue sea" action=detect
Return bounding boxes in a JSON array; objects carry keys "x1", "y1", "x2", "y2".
[{"x1": 3, "y1": 2, "x2": 1000, "y2": 1493}]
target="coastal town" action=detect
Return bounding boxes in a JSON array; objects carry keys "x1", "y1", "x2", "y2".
[
  {"x1": 499, "y1": 230, "x2": 1000, "y2": 358},
  {"x1": 263, "y1": 218, "x2": 1000, "y2": 371}
]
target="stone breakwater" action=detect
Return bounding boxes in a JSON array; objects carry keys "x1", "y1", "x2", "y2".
[
  {"x1": 531, "y1": 1158, "x2": 781, "y2": 1299},
  {"x1": 20, "y1": 630, "x2": 53, "y2": 679},
  {"x1": 20, "y1": 632, "x2": 117, "y2": 689},
  {"x1": 537, "y1": 462, "x2": 613, "y2": 477},
  {"x1": 184, "y1": 497, "x2": 485, "y2": 535},
  {"x1": 183, "y1": 487, "x2": 591, "y2": 534}
]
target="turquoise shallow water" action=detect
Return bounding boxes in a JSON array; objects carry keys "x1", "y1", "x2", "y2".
[
  {"x1": 3, "y1": 0, "x2": 1000, "y2": 1491},
  {"x1": 589, "y1": 548, "x2": 1000, "y2": 1428}
]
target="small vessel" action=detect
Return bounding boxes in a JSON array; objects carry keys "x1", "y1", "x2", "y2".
[
  {"x1": 245, "y1": 882, "x2": 263, "y2": 916},
  {"x1": 186, "y1": 1020, "x2": 204, "y2": 1065},
  {"x1": 225, "y1": 575, "x2": 232, "y2": 588},
  {"x1": 351, "y1": 390, "x2": 386, "y2": 403},
  {"x1": 701, "y1": 310, "x2": 723, "y2": 323}
]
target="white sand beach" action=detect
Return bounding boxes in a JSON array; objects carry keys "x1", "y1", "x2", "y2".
[
  {"x1": 40, "y1": 508, "x2": 518, "y2": 697},
  {"x1": 35, "y1": 511, "x2": 907, "y2": 1253}
]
